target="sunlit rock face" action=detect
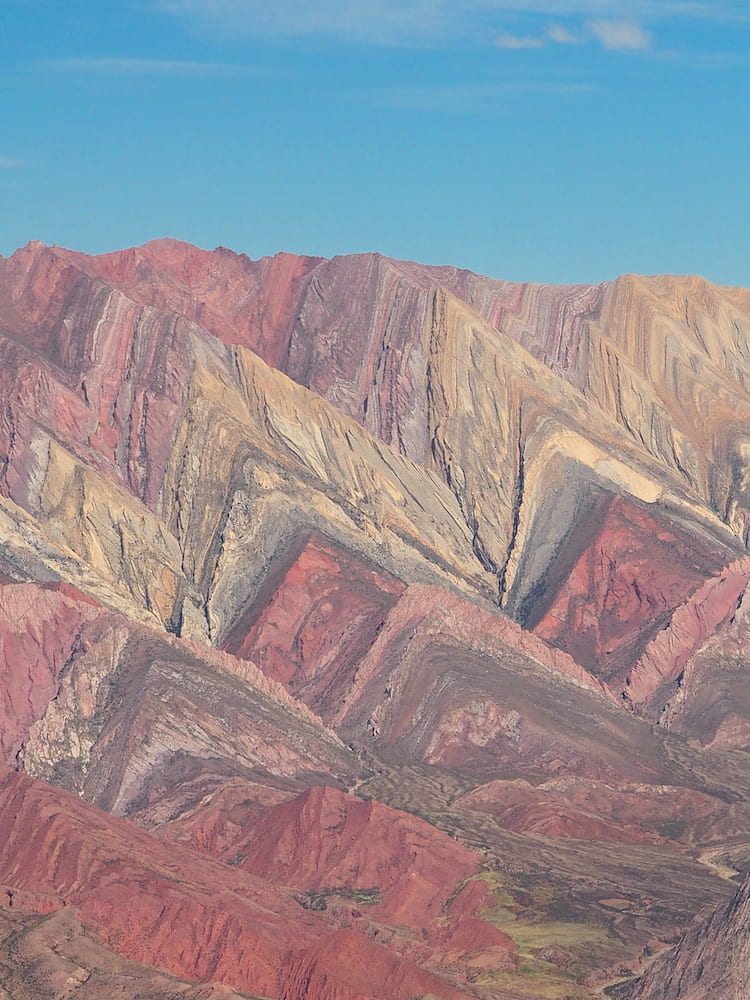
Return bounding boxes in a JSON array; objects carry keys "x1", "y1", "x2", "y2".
[{"x1": 3, "y1": 238, "x2": 750, "y2": 999}]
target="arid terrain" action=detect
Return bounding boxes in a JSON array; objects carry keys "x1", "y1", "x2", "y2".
[{"x1": 2, "y1": 238, "x2": 750, "y2": 998}]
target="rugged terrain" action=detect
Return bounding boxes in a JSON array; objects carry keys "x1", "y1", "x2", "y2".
[{"x1": 2, "y1": 238, "x2": 750, "y2": 998}]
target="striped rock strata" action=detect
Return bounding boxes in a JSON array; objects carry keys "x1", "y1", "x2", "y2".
[{"x1": 3, "y1": 239, "x2": 750, "y2": 998}]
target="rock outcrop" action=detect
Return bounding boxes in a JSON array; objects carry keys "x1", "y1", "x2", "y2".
[{"x1": 627, "y1": 875, "x2": 750, "y2": 1000}]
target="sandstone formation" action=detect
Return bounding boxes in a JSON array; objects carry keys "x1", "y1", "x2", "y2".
[{"x1": 3, "y1": 238, "x2": 750, "y2": 998}]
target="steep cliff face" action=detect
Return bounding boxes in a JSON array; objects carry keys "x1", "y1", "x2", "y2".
[
  {"x1": 626, "y1": 875, "x2": 750, "y2": 1000},
  {"x1": 3, "y1": 238, "x2": 750, "y2": 1000}
]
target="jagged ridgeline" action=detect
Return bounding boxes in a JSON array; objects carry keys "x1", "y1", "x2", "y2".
[{"x1": 2, "y1": 239, "x2": 750, "y2": 1000}]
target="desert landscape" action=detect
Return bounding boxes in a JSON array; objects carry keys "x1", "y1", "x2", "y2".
[{"x1": 1, "y1": 237, "x2": 750, "y2": 997}]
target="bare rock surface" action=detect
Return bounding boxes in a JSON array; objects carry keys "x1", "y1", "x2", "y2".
[
  {"x1": 4, "y1": 238, "x2": 750, "y2": 998},
  {"x1": 627, "y1": 875, "x2": 750, "y2": 1000}
]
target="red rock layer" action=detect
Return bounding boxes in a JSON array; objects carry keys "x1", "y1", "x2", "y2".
[
  {"x1": 531, "y1": 495, "x2": 731, "y2": 683},
  {"x1": 457, "y1": 778, "x2": 723, "y2": 845},
  {"x1": 281, "y1": 928, "x2": 470, "y2": 1000},
  {"x1": 202, "y1": 785, "x2": 479, "y2": 927},
  {"x1": 621, "y1": 555, "x2": 750, "y2": 709},
  {"x1": 55, "y1": 239, "x2": 324, "y2": 368},
  {"x1": 330, "y1": 585, "x2": 685, "y2": 786},
  {"x1": 0, "y1": 242, "x2": 191, "y2": 510},
  {"x1": 0, "y1": 768, "x2": 471, "y2": 1000},
  {"x1": 0, "y1": 577, "x2": 357, "y2": 816},
  {"x1": 221, "y1": 535, "x2": 404, "y2": 715},
  {"x1": 37, "y1": 241, "x2": 511, "y2": 456},
  {"x1": 0, "y1": 766, "x2": 318, "y2": 995},
  {"x1": 155, "y1": 783, "x2": 522, "y2": 989}
]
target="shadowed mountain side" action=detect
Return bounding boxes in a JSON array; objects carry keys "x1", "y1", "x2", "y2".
[
  {"x1": 5, "y1": 239, "x2": 750, "y2": 997},
  {"x1": 626, "y1": 874, "x2": 750, "y2": 1000},
  {"x1": 481, "y1": 273, "x2": 750, "y2": 540},
  {"x1": 221, "y1": 533, "x2": 405, "y2": 713},
  {"x1": 420, "y1": 287, "x2": 744, "y2": 653},
  {"x1": 222, "y1": 571, "x2": 611, "y2": 728}
]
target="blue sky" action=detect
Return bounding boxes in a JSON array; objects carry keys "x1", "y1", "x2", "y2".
[{"x1": 1, "y1": 0, "x2": 748, "y2": 284}]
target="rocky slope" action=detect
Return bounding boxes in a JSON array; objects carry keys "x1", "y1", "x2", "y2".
[
  {"x1": 3, "y1": 238, "x2": 750, "y2": 998},
  {"x1": 626, "y1": 874, "x2": 750, "y2": 999},
  {"x1": 0, "y1": 906, "x2": 247, "y2": 1000}
]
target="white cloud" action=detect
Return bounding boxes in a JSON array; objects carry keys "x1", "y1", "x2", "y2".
[
  {"x1": 495, "y1": 32, "x2": 545, "y2": 49},
  {"x1": 38, "y1": 57, "x2": 250, "y2": 76},
  {"x1": 587, "y1": 19, "x2": 653, "y2": 48},
  {"x1": 548, "y1": 24, "x2": 580, "y2": 43},
  {"x1": 0, "y1": 156, "x2": 24, "y2": 168},
  {"x1": 494, "y1": 24, "x2": 584, "y2": 49}
]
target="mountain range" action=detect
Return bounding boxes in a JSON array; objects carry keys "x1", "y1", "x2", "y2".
[{"x1": 2, "y1": 237, "x2": 750, "y2": 999}]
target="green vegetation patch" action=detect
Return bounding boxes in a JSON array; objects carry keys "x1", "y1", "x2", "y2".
[
  {"x1": 294, "y1": 887, "x2": 382, "y2": 911},
  {"x1": 474, "y1": 964, "x2": 590, "y2": 999}
]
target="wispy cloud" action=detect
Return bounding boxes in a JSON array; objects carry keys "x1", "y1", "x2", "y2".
[
  {"x1": 38, "y1": 57, "x2": 251, "y2": 76},
  {"x1": 495, "y1": 19, "x2": 651, "y2": 52},
  {"x1": 156, "y1": 0, "x2": 750, "y2": 47},
  {"x1": 548, "y1": 24, "x2": 580, "y2": 44},
  {"x1": 0, "y1": 155, "x2": 25, "y2": 169},
  {"x1": 587, "y1": 19, "x2": 653, "y2": 49}
]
